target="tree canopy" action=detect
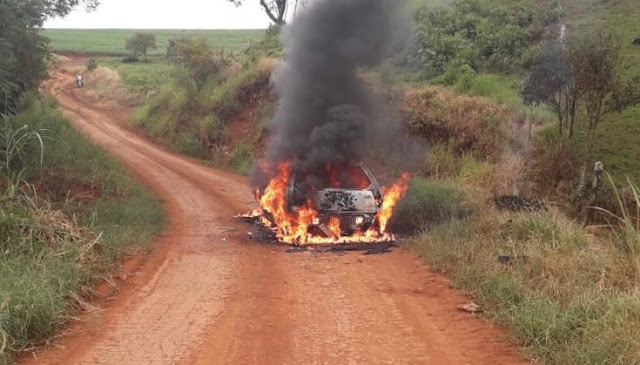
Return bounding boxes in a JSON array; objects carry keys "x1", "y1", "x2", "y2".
[
  {"x1": 228, "y1": 0, "x2": 288, "y2": 24},
  {"x1": 125, "y1": 33, "x2": 157, "y2": 60},
  {"x1": 0, "y1": 0, "x2": 99, "y2": 114},
  {"x1": 523, "y1": 40, "x2": 581, "y2": 138}
]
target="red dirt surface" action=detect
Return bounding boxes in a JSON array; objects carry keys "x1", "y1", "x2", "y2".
[{"x1": 23, "y1": 64, "x2": 530, "y2": 365}]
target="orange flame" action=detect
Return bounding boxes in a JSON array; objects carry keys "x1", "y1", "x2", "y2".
[
  {"x1": 254, "y1": 163, "x2": 410, "y2": 245},
  {"x1": 377, "y1": 172, "x2": 411, "y2": 233}
]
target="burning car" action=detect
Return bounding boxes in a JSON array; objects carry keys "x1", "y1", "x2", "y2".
[
  {"x1": 285, "y1": 163, "x2": 383, "y2": 238},
  {"x1": 249, "y1": 162, "x2": 410, "y2": 245}
]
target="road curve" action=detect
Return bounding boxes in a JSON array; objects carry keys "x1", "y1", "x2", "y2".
[{"x1": 23, "y1": 68, "x2": 528, "y2": 365}]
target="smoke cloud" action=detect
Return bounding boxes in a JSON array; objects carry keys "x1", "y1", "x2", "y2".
[{"x1": 253, "y1": 0, "x2": 408, "y2": 187}]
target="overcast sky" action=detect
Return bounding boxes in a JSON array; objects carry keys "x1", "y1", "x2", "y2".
[{"x1": 44, "y1": 0, "x2": 271, "y2": 29}]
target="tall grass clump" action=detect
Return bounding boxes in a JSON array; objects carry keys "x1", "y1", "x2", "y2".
[
  {"x1": 0, "y1": 95, "x2": 163, "y2": 363},
  {"x1": 594, "y1": 174, "x2": 640, "y2": 278},
  {"x1": 391, "y1": 177, "x2": 469, "y2": 233},
  {"x1": 426, "y1": 143, "x2": 460, "y2": 178},
  {"x1": 398, "y1": 86, "x2": 510, "y2": 161},
  {"x1": 0, "y1": 117, "x2": 45, "y2": 178},
  {"x1": 229, "y1": 143, "x2": 254, "y2": 175}
]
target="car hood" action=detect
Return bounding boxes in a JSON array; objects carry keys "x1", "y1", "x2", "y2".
[{"x1": 314, "y1": 189, "x2": 378, "y2": 214}]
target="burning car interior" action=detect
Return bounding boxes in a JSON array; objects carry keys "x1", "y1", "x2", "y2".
[{"x1": 287, "y1": 163, "x2": 383, "y2": 237}]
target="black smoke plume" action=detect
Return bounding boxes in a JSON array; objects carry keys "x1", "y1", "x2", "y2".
[{"x1": 253, "y1": 0, "x2": 408, "y2": 188}]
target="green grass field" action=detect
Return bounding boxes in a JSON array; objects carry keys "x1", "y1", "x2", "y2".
[
  {"x1": 97, "y1": 57, "x2": 173, "y2": 92},
  {"x1": 42, "y1": 29, "x2": 265, "y2": 55},
  {"x1": 574, "y1": 0, "x2": 640, "y2": 183}
]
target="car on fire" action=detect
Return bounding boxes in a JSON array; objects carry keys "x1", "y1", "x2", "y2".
[{"x1": 285, "y1": 163, "x2": 384, "y2": 237}]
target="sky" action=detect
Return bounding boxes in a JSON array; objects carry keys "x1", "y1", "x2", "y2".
[{"x1": 44, "y1": 0, "x2": 271, "y2": 29}]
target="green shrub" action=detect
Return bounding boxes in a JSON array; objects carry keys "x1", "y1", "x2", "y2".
[
  {"x1": 177, "y1": 131, "x2": 203, "y2": 158},
  {"x1": 411, "y1": 0, "x2": 539, "y2": 78},
  {"x1": 167, "y1": 35, "x2": 225, "y2": 90},
  {"x1": 390, "y1": 178, "x2": 469, "y2": 233},
  {"x1": 242, "y1": 24, "x2": 283, "y2": 62},
  {"x1": 230, "y1": 143, "x2": 253, "y2": 175},
  {"x1": 457, "y1": 154, "x2": 492, "y2": 185},
  {"x1": 86, "y1": 58, "x2": 98, "y2": 72},
  {"x1": 196, "y1": 114, "x2": 225, "y2": 149}
]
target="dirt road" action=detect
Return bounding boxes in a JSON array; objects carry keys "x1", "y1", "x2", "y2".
[{"x1": 25, "y1": 68, "x2": 528, "y2": 365}]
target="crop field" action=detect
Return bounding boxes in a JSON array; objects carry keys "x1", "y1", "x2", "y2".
[{"x1": 42, "y1": 29, "x2": 265, "y2": 55}]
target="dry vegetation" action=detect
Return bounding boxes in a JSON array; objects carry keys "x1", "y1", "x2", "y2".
[
  {"x1": 0, "y1": 97, "x2": 163, "y2": 364},
  {"x1": 82, "y1": 66, "x2": 145, "y2": 107}
]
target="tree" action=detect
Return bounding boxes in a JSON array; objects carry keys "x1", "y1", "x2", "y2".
[
  {"x1": 125, "y1": 33, "x2": 157, "y2": 60},
  {"x1": 0, "y1": 0, "x2": 98, "y2": 114},
  {"x1": 228, "y1": 0, "x2": 288, "y2": 25},
  {"x1": 42, "y1": 0, "x2": 100, "y2": 18},
  {"x1": 566, "y1": 29, "x2": 640, "y2": 192},
  {"x1": 167, "y1": 36, "x2": 224, "y2": 90},
  {"x1": 523, "y1": 41, "x2": 581, "y2": 138}
]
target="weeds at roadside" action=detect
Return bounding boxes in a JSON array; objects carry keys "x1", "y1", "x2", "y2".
[
  {"x1": 0, "y1": 96, "x2": 163, "y2": 364},
  {"x1": 410, "y1": 190, "x2": 640, "y2": 364},
  {"x1": 592, "y1": 174, "x2": 640, "y2": 278}
]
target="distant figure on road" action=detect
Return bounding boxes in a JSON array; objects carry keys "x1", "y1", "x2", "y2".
[{"x1": 76, "y1": 74, "x2": 84, "y2": 88}]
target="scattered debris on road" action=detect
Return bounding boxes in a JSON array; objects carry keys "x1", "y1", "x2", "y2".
[{"x1": 457, "y1": 302, "x2": 483, "y2": 313}]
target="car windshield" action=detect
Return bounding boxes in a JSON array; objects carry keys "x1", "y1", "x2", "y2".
[{"x1": 314, "y1": 164, "x2": 372, "y2": 190}]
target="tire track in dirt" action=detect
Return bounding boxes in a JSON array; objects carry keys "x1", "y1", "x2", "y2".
[{"x1": 23, "y1": 67, "x2": 529, "y2": 365}]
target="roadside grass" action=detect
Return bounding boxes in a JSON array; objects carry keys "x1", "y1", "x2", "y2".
[
  {"x1": 42, "y1": 29, "x2": 265, "y2": 55},
  {"x1": 407, "y1": 168, "x2": 640, "y2": 363},
  {"x1": 410, "y1": 211, "x2": 640, "y2": 363},
  {"x1": 0, "y1": 95, "x2": 163, "y2": 363}
]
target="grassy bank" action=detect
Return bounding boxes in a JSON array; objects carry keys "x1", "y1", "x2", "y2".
[
  {"x1": 130, "y1": 31, "x2": 278, "y2": 174},
  {"x1": 42, "y1": 29, "x2": 264, "y2": 55},
  {"x1": 0, "y1": 96, "x2": 164, "y2": 364},
  {"x1": 404, "y1": 169, "x2": 640, "y2": 363}
]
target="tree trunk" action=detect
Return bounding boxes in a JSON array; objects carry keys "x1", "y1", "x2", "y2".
[
  {"x1": 558, "y1": 116, "x2": 564, "y2": 137},
  {"x1": 568, "y1": 112, "x2": 575, "y2": 139},
  {"x1": 578, "y1": 116, "x2": 597, "y2": 196},
  {"x1": 260, "y1": 0, "x2": 286, "y2": 24}
]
